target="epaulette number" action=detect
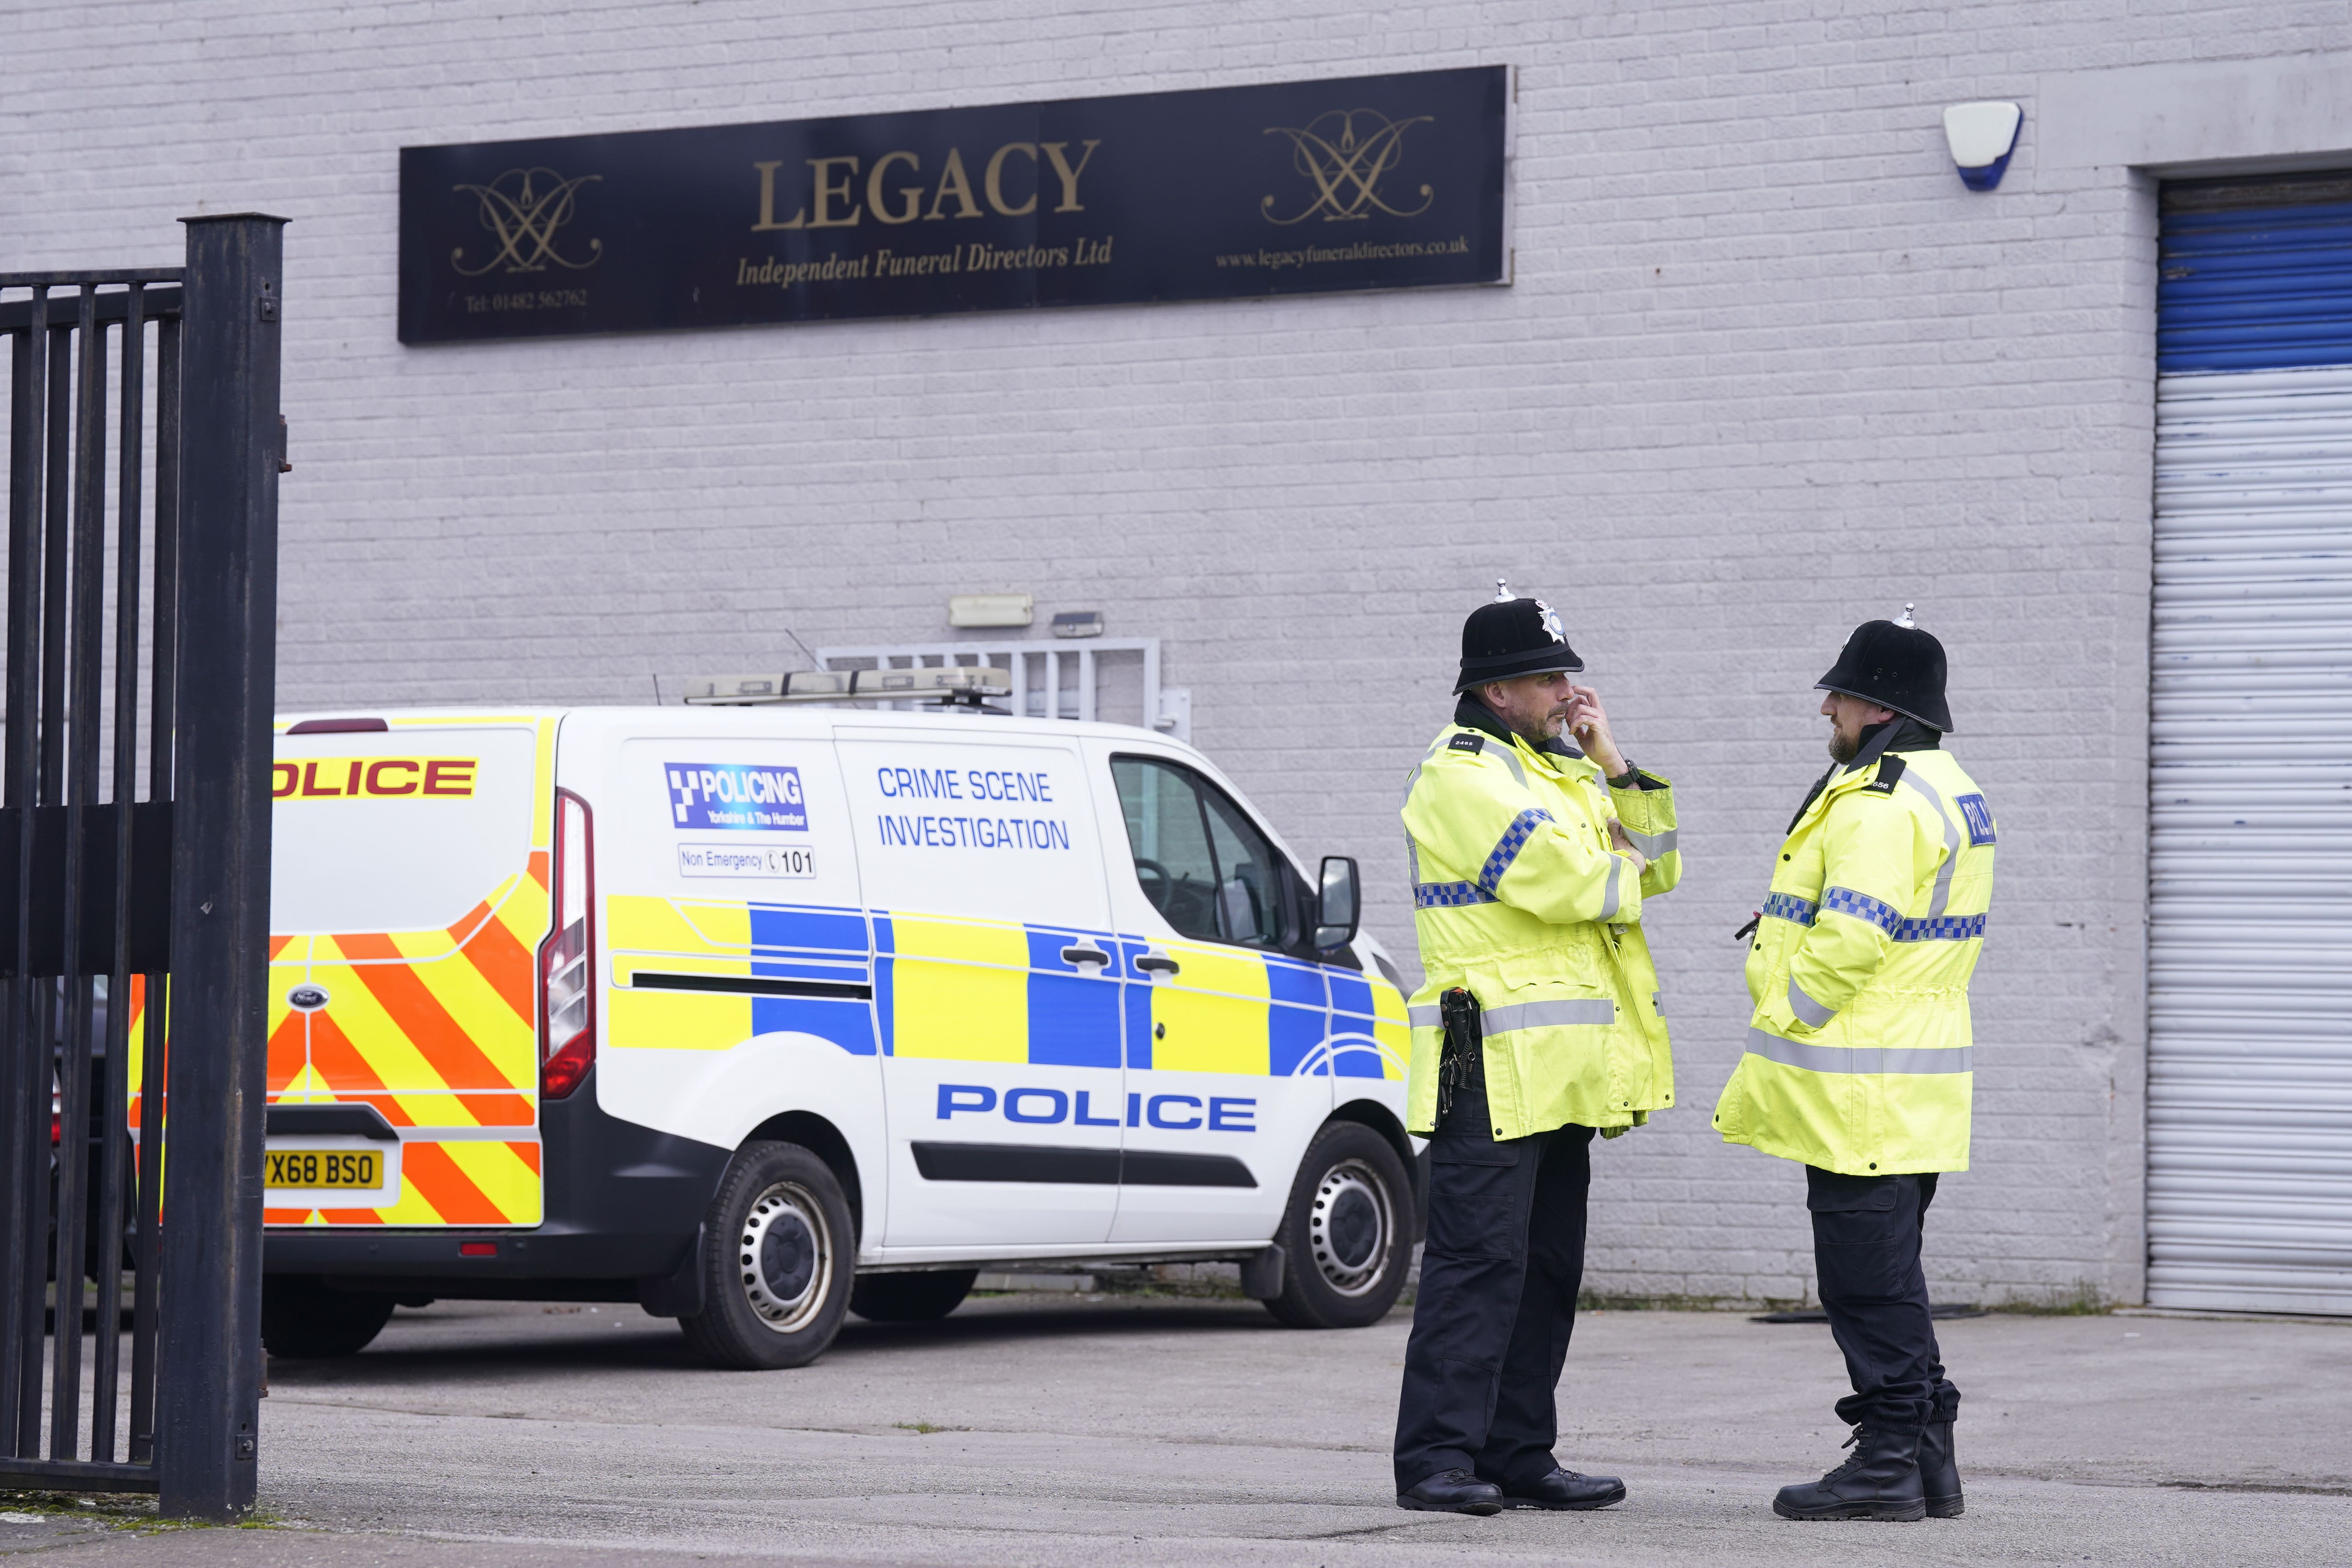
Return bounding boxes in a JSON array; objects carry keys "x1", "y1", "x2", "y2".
[
  {"x1": 1447, "y1": 733, "x2": 1485, "y2": 755},
  {"x1": 1862, "y1": 756, "x2": 1907, "y2": 795}
]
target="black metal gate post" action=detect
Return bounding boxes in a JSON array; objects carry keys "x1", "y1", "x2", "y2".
[{"x1": 155, "y1": 213, "x2": 285, "y2": 1521}]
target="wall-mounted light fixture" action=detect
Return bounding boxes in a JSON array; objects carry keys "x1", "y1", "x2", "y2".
[
  {"x1": 948, "y1": 593, "x2": 1034, "y2": 628},
  {"x1": 1943, "y1": 102, "x2": 2023, "y2": 191},
  {"x1": 1051, "y1": 610, "x2": 1105, "y2": 639}
]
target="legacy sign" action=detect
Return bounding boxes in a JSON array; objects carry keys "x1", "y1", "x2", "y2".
[{"x1": 397, "y1": 67, "x2": 1506, "y2": 343}]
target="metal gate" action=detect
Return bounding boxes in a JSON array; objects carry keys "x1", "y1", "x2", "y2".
[
  {"x1": 0, "y1": 215, "x2": 286, "y2": 1514},
  {"x1": 2150, "y1": 172, "x2": 2352, "y2": 1315}
]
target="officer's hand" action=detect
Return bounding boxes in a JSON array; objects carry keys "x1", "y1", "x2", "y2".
[
  {"x1": 1607, "y1": 818, "x2": 1649, "y2": 877},
  {"x1": 1568, "y1": 685, "x2": 1626, "y2": 775}
]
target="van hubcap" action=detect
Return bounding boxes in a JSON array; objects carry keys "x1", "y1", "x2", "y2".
[
  {"x1": 739, "y1": 1182, "x2": 831, "y2": 1332},
  {"x1": 1309, "y1": 1159, "x2": 1391, "y2": 1296}
]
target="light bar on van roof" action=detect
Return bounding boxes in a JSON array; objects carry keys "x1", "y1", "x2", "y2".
[{"x1": 678, "y1": 667, "x2": 1011, "y2": 705}]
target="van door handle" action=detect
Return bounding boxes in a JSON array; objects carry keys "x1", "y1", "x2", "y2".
[
  {"x1": 1134, "y1": 953, "x2": 1181, "y2": 977},
  {"x1": 1060, "y1": 945, "x2": 1111, "y2": 968}
]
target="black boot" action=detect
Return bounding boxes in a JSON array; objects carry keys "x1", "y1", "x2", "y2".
[
  {"x1": 1397, "y1": 1468, "x2": 1503, "y2": 1515},
  {"x1": 1496, "y1": 1466, "x2": 1627, "y2": 1511},
  {"x1": 1917, "y1": 1420, "x2": 1962, "y2": 1518},
  {"x1": 1773, "y1": 1425, "x2": 1926, "y2": 1521}
]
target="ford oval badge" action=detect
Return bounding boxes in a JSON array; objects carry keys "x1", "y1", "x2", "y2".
[{"x1": 287, "y1": 984, "x2": 329, "y2": 1012}]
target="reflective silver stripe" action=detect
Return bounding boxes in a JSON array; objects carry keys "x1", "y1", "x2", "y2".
[
  {"x1": 1900, "y1": 773, "x2": 1962, "y2": 918},
  {"x1": 1597, "y1": 856, "x2": 1624, "y2": 921},
  {"x1": 1618, "y1": 824, "x2": 1678, "y2": 858},
  {"x1": 1407, "y1": 1005, "x2": 1442, "y2": 1028},
  {"x1": 1651, "y1": 990, "x2": 1663, "y2": 1016},
  {"x1": 1787, "y1": 977, "x2": 1838, "y2": 1029},
  {"x1": 1485, "y1": 999, "x2": 1617, "y2": 1032},
  {"x1": 1399, "y1": 762, "x2": 1423, "y2": 810},
  {"x1": 1492, "y1": 745, "x2": 1527, "y2": 790},
  {"x1": 1745, "y1": 1027, "x2": 1973, "y2": 1075}
]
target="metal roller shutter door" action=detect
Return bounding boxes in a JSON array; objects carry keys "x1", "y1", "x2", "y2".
[{"x1": 2151, "y1": 173, "x2": 2352, "y2": 1315}]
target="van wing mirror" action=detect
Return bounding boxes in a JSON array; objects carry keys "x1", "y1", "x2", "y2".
[{"x1": 1314, "y1": 856, "x2": 1361, "y2": 952}]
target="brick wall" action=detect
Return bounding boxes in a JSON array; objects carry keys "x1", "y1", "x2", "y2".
[{"x1": 9, "y1": 0, "x2": 2350, "y2": 1304}]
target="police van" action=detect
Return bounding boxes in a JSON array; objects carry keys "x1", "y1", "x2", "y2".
[{"x1": 250, "y1": 669, "x2": 1416, "y2": 1368}]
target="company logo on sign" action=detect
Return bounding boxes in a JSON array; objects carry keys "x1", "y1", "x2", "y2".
[
  {"x1": 668, "y1": 763, "x2": 808, "y2": 831},
  {"x1": 451, "y1": 167, "x2": 604, "y2": 277},
  {"x1": 1261, "y1": 109, "x2": 1436, "y2": 225}
]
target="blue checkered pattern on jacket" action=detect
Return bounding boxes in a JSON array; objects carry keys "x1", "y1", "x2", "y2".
[
  {"x1": 1893, "y1": 912, "x2": 1986, "y2": 942},
  {"x1": 1415, "y1": 880, "x2": 1499, "y2": 909},
  {"x1": 1762, "y1": 891, "x2": 1819, "y2": 926},
  {"x1": 1820, "y1": 886, "x2": 1904, "y2": 936},
  {"x1": 1476, "y1": 808, "x2": 1555, "y2": 896}
]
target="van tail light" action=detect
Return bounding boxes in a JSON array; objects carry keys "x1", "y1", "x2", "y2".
[{"x1": 537, "y1": 788, "x2": 596, "y2": 1101}]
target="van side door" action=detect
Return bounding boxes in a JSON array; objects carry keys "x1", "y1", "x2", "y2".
[{"x1": 838, "y1": 731, "x2": 1125, "y2": 1250}]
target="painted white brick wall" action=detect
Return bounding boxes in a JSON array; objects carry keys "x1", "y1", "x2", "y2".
[{"x1": 9, "y1": 0, "x2": 2350, "y2": 1306}]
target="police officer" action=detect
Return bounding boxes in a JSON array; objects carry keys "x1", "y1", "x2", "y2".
[
  {"x1": 1392, "y1": 584, "x2": 1680, "y2": 1515},
  {"x1": 1713, "y1": 610, "x2": 1997, "y2": 1522}
]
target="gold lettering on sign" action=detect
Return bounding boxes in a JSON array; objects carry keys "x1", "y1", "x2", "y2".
[
  {"x1": 808, "y1": 156, "x2": 862, "y2": 227},
  {"x1": 984, "y1": 142, "x2": 1038, "y2": 217},
  {"x1": 752, "y1": 161, "x2": 806, "y2": 231},
  {"x1": 1040, "y1": 141, "x2": 1101, "y2": 212},
  {"x1": 868, "y1": 151, "x2": 923, "y2": 224},
  {"x1": 926, "y1": 148, "x2": 983, "y2": 220}
]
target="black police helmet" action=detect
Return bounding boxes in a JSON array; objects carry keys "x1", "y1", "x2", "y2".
[
  {"x1": 1454, "y1": 582, "x2": 1584, "y2": 695},
  {"x1": 1815, "y1": 610, "x2": 1952, "y2": 732}
]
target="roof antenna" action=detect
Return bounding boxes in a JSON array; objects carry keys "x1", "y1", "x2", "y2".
[
  {"x1": 1894, "y1": 603, "x2": 1917, "y2": 629},
  {"x1": 1493, "y1": 577, "x2": 1515, "y2": 603}
]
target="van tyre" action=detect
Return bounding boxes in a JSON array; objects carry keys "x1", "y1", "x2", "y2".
[
  {"x1": 260, "y1": 1276, "x2": 397, "y2": 1358},
  {"x1": 1263, "y1": 1121, "x2": 1413, "y2": 1329},
  {"x1": 679, "y1": 1141, "x2": 855, "y2": 1370},
  {"x1": 850, "y1": 1269, "x2": 978, "y2": 1323}
]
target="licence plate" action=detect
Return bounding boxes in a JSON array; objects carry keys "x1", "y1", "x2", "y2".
[{"x1": 265, "y1": 1149, "x2": 381, "y2": 1189}]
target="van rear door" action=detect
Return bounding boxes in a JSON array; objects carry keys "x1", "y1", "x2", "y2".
[{"x1": 266, "y1": 716, "x2": 553, "y2": 1228}]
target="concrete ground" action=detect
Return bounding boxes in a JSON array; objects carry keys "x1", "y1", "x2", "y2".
[{"x1": 3, "y1": 1292, "x2": 2348, "y2": 1566}]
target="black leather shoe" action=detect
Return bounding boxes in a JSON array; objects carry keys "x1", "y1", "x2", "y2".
[
  {"x1": 1397, "y1": 1468, "x2": 1504, "y2": 1515},
  {"x1": 1498, "y1": 1467, "x2": 1627, "y2": 1511},
  {"x1": 1917, "y1": 1420, "x2": 1963, "y2": 1518},
  {"x1": 1773, "y1": 1425, "x2": 1926, "y2": 1521}
]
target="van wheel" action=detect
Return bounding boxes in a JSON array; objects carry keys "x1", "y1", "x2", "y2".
[
  {"x1": 850, "y1": 1269, "x2": 978, "y2": 1323},
  {"x1": 1263, "y1": 1122, "x2": 1413, "y2": 1329},
  {"x1": 260, "y1": 1276, "x2": 396, "y2": 1358},
  {"x1": 678, "y1": 1141, "x2": 854, "y2": 1370}
]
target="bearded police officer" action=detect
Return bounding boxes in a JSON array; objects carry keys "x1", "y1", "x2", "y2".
[
  {"x1": 1391, "y1": 584, "x2": 1680, "y2": 1516},
  {"x1": 1714, "y1": 609, "x2": 1997, "y2": 1523}
]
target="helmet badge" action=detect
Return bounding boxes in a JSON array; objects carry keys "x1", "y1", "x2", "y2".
[{"x1": 1535, "y1": 601, "x2": 1566, "y2": 644}]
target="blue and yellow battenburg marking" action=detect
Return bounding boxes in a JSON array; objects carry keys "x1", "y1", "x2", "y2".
[{"x1": 603, "y1": 895, "x2": 1408, "y2": 1078}]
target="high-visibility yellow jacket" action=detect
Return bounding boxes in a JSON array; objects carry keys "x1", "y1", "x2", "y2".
[
  {"x1": 1400, "y1": 703, "x2": 1679, "y2": 1139},
  {"x1": 1713, "y1": 742, "x2": 1997, "y2": 1175}
]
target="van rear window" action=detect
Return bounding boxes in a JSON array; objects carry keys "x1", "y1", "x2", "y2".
[{"x1": 270, "y1": 724, "x2": 540, "y2": 934}]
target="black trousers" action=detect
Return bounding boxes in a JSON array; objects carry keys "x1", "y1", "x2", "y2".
[
  {"x1": 1393, "y1": 1073, "x2": 1594, "y2": 1491},
  {"x1": 1807, "y1": 1166, "x2": 1962, "y2": 1434}
]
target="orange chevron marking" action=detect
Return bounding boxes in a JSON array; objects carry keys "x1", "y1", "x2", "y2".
[
  {"x1": 317, "y1": 1208, "x2": 386, "y2": 1225},
  {"x1": 336, "y1": 931, "x2": 531, "y2": 1098},
  {"x1": 453, "y1": 900, "x2": 537, "y2": 1026},
  {"x1": 526, "y1": 849, "x2": 548, "y2": 890},
  {"x1": 305, "y1": 1011, "x2": 416, "y2": 1125},
  {"x1": 400, "y1": 1142, "x2": 503, "y2": 1225},
  {"x1": 263, "y1": 1207, "x2": 312, "y2": 1224},
  {"x1": 267, "y1": 1012, "x2": 306, "y2": 1094},
  {"x1": 510, "y1": 1141, "x2": 541, "y2": 1175},
  {"x1": 269, "y1": 935, "x2": 294, "y2": 961},
  {"x1": 457, "y1": 1093, "x2": 534, "y2": 1126}
]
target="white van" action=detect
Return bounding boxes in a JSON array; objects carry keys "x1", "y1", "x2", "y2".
[{"x1": 253, "y1": 699, "x2": 1417, "y2": 1367}]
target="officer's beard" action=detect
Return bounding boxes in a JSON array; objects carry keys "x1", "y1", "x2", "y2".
[{"x1": 1827, "y1": 724, "x2": 1862, "y2": 764}]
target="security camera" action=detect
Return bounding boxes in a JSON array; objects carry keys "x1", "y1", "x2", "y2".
[{"x1": 1942, "y1": 102, "x2": 2023, "y2": 191}]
